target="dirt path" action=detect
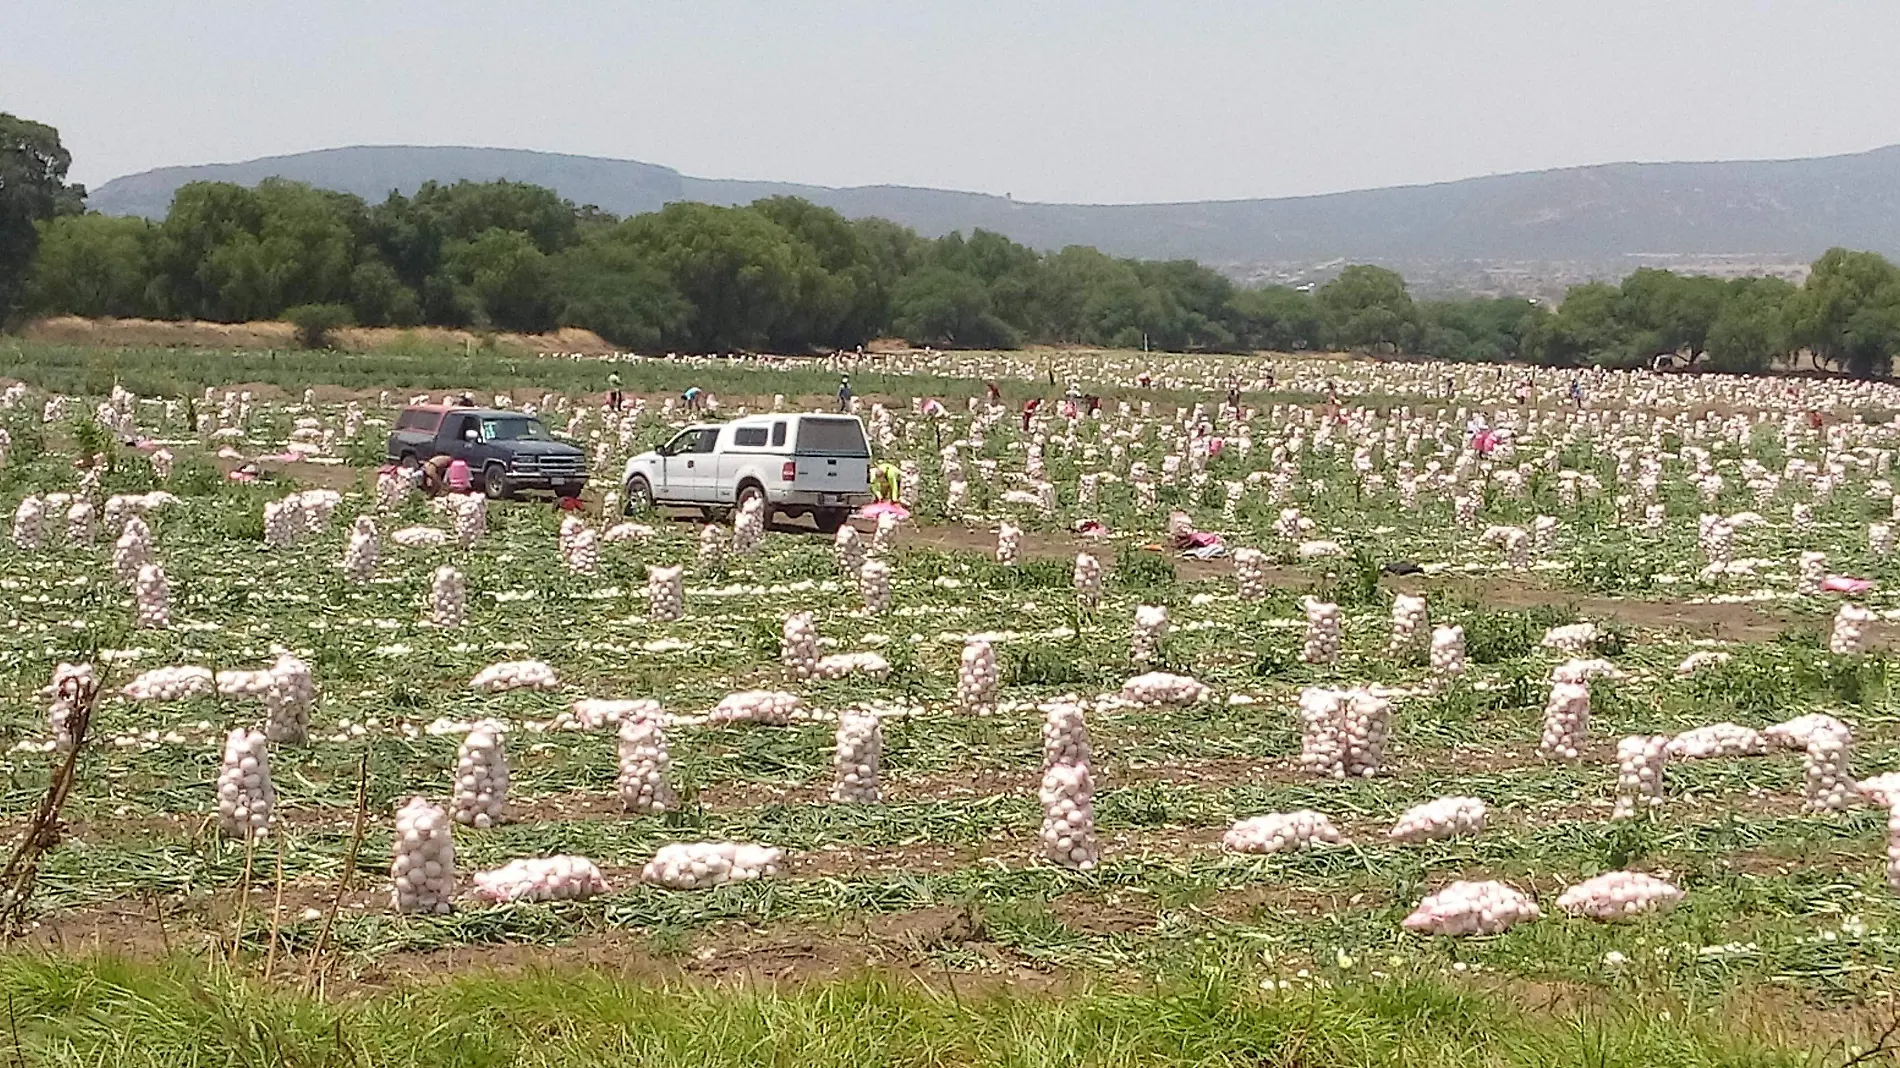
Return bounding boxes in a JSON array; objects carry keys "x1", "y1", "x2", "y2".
[{"x1": 894, "y1": 521, "x2": 1824, "y2": 644}]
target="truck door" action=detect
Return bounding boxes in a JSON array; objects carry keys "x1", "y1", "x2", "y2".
[
  {"x1": 680, "y1": 427, "x2": 722, "y2": 502},
  {"x1": 441, "y1": 413, "x2": 481, "y2": 460},
  {"x1": 721, "y1": 424, "x2": 772, "y2": 502}
]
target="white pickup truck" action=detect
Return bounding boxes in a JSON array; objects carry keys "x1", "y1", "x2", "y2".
[{"x1": 621, "y1": 414, "x2": 873, "y2": 532}]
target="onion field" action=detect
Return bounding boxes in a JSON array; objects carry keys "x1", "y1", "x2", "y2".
[{"x1": 0, "y1": 346, "x2": 1897, "y2": 1066}]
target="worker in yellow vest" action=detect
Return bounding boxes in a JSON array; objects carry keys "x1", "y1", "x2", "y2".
[{"x1": 870, "y1": 461, "x2": 903, "y2": 503}]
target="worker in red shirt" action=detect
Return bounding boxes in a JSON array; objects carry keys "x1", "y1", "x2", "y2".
[{"x1": 1021, "y1": 397, "x2": 1041, "y2": 433}]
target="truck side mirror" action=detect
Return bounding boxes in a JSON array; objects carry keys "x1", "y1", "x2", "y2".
[{"x1": 463, "y1": 429, "x2": 477, "y2": 441}]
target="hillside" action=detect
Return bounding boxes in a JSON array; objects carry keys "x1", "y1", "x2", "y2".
[{"x1": 89, "y1": 143, "x2": 1900, "y2": 279}]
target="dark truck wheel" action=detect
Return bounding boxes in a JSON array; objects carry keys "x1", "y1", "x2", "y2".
[
  {"x1": 813, "y1": 508, "x2": 849, "y2": 534},
  {"x1": 624, "y1": 475, "x2": 653, "y2": 515},
  {"x1": 483, "y1": 463, "x2": 510, "y2": 500},
  {"x1": 556, "y1": 483, "x2": 587, "y2": 500}
]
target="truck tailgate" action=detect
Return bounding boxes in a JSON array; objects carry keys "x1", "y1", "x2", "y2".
[
  {"x1": 792, "y1": 455, "x2": 868, "y2": 494},
  {"x1": 791, "y1": 417, "x2": 871, "y2": 498}
]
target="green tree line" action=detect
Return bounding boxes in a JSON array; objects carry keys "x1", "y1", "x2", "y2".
[{"x1": 8, "y1": 113, "x2": 1900, "y2": 374}]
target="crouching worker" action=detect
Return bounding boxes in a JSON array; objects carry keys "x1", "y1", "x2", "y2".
[
  {"x1": 420, "y1": 454, "x2": 451, "y2": 494},
  {"x1": 870, "y1": 461, "x2": 903, "y2": 503}
]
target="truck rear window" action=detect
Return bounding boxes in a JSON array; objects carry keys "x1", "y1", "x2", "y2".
[{"x1": 796, "y1": 418, "x2": 870, "y2": 457}]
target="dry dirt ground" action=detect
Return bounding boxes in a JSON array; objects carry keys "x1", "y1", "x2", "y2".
[{"x1": 22, "y1": 316, "x2": 618, "y2": 356}]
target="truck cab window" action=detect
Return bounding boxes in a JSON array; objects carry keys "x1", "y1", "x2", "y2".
[
  {"x1": 481, "y1": 417, "x2": 548, "y2": 442},
  {"x1": 692, "y1": 429, "x2": 720, "y2": 453}
]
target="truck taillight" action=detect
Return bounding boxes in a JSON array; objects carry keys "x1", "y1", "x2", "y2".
[{"x1": 781, "y1": 461, "x2": 797, "y2": 482}]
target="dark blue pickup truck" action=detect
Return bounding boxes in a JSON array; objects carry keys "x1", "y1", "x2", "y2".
[{"x1": 385, "y1": 405, "x2": 589, "y2": 499}]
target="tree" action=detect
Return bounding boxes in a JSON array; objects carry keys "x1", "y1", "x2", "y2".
[
  {"x1": 408, "y1": 180, "x2": 579, "y2": 254},
  {"x1": 1705, "y1": 277, "x2": 1796, "y2": 374},
  {"x1": 284, "y1": 303, "x2": 354, "y2": 348},
  {"x1": 614, "y1": 203, "x2": 813, "y2": 351},
  {"x1": 1618, "y1": 268, "x2": 1726, "y2": 357},
  {"x1": 891, "y1": 266, "x2": 1018, "y2": 348},
  {"x1": 750, "y1": 197, "x2": 882, "y2": 349},
  {"x1": 1418, "y1": 298, "x2": 1547, "y2": 362},
  {"x1": 1134, "y1": 260, "x2": 1237, "y2": 350},
  {"x1": 1790, "y1": 248, "x2": 1900, "y2": 377},
  {"x1": 444, "y1": 228, "x2": 556, "y2": 333},
  {"x1": 1316, "y1": 265, "x2": 1418, "y2": 352},
  {"x1": 552, "y1": 237, "x2": 690, "y2": 350},
  {"x1": 348, "y1": 259, "x2": 421, "y2": 327},
  {"x1": 0, "y1": 114, "x2": 86, "y2": 320},
  {"x1": 25, "y1": 214, "x2": 155, "y2": 319},
  {"x1": 1229, "y1": 286, "x2": 1324, "y2": 351}
]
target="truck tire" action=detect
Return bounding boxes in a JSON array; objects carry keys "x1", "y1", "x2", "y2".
[
  {"x1": 813, "y1": 508, "x2": 849, "y2": 534},
  {"x1": 556, "y1": 483, "x2": 587, "y2": 500},
  {"x1": 624, "y1": 475, "x2": 653, "y2": 515},
  {"x1": 398, "y1": 452, "x2": 419, "y2": 471},
  {"x1": 483, "y1": 463, "x2": 510, "y2": 501}
]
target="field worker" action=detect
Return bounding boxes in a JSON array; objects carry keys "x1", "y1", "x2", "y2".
[
  {"x1": 837, "y1": 375, "x2": 853, "y2": 412},
  {"x1": 446, "y1": 456, "x2": 472, "y2": 493},
  {"x1": 608, "y1": 372, "x2": 622, "y2": 411},
  {"x1": 870, "y1": 460, "x2": 902, "y2": 502},
  {"x1": 421, "y1": 454, "x2": 452, "y2": 494},
  {"x1": 683, "y1": 385, "x2": 703, "y2": 413}
]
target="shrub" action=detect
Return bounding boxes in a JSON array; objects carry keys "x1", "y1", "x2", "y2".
[{"x1": 285, "y1": 304, "x2": 355, "y2": 350}]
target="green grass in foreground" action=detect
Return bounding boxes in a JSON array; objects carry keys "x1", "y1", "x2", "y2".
[{"x1": 0, "y1": 953, "x2": 1843, "y2": 1068}]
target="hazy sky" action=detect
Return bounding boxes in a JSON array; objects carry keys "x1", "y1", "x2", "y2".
[{"x1": 8, "y1": 0, "x2": 1900, "y2": 203}]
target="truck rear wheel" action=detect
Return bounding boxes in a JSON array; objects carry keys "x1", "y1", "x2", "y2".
[
  {"x1": 813, "y1": 508, "x2": 849, "y2": 534},
  {"x1": 736, "y1": 482, "x2": 767, "y2": 516}
]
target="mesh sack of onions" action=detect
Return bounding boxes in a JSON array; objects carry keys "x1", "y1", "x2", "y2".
[
  {"x1": 1223, "y1": 811, "x2": 1345, "y2": 853},
  {"x1": 390, "y1": 797, "x2": 457, "y2": 915},
  {"x1": 1555, "y1": 871, "x2": 1684, "y2": 921},
  {"x1": 1388, "y1": 796, "x2": 1487, "y2": 843},
  {"x1": 469, "y1": 660, "x2": 559, "y2": 693},
  {"x1": 1401, "y1": 880, "x2": 1540, "y2": 937},
  {"x1": 956, "y1": 639, "x2": 999, "y2": 716},
  {"x1": 647, "y1": 564, "x2": 684, "y2": 621},
  {"x1": 1120, "y1": 671, "x2": 1209, "y2": 706},
  {"x1": 641, "y1": 842, "x2": 783, "y2": 889},
  {"x1": 617, "y1": 712, "x2": 677, "y2": 814},
  {"x1": 709, "y1": 690, "x2": 803, "y2": 725},
  {"x1": 215, "y1": 728, "x2": 274, "y2": 840},
  {"x1": 831, "y1": 709, "x2": 883, "y2": 803},
  {"x1": 451, "y1": 722, "x2": 510, "y2": 828},
  {"x1": 469, "y1": 856, "x2": 610, "y2": 904}
]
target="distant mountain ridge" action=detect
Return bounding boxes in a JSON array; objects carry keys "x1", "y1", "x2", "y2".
[{"x1": 89, "y1": 143, "x2": 1900, "y2": 274}]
